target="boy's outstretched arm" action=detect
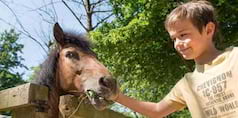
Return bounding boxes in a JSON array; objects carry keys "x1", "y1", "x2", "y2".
[{"x1": 115, "y1": 92, "x2": 177, "y2": 118}]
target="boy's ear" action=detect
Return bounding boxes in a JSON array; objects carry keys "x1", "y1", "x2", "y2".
[{"x1": 205, "y1": 22, "x2": 215, "y2": 38}]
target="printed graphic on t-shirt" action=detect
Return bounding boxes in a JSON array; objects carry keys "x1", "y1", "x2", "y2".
[{"x1": 196, "y1": 70, "x2": 238, "y2": 118}]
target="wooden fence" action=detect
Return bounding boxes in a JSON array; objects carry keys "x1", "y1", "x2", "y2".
[{"x1": 0, "y1": 83, "x2": 129, "y2": 118}]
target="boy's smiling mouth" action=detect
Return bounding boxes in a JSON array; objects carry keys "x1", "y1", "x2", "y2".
[{"x1": 178, "y1": 47, "x2": 191, "y2": 54}]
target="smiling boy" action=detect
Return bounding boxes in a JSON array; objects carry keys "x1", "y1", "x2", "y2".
[{"x1": 112, "y1": 1, "x2": 238, "y2": 118}]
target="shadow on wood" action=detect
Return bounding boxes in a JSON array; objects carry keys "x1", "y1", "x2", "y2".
[{"x1": 59, "y1": 95, "x2": 130, "y2": 118}]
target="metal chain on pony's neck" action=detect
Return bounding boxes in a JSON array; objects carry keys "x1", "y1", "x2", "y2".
[{"x1": 66, "y1": 94, "x2": 88, "y2": 118}]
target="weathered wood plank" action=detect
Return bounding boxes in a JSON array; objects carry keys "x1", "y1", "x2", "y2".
[
  {"x1": 12, "y1": 106, "x2": 48, "y2": 118},
  {"x1": 0, "y1": 83, "x2": 48, "y2": 111}
]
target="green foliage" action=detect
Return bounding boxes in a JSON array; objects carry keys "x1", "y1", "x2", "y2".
[
  {"x1": 90, "y1": 0, "x2": 238, "y2": 117},
  {"x1": 0, "y1": 29, "x2": 26, "y2": 90},
  {"x1": 212, "y1": 0, "x2": 238, "y2": 48},
  {"x1": 27, "y1": 66, "x2": 40, "y2": 82}
]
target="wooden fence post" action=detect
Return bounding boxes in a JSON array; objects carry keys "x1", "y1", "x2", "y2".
[{"x1": 0, "y1": 83, "x2": 49, "y2": 118}]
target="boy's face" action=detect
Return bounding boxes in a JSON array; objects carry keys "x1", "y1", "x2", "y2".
[{"x1": 167, "y1": 19, "x2": 212, "y2": 60}]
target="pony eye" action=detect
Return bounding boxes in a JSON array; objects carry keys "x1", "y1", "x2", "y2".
[{"x1": 66, "y1": 51, "x2": 80, "y2": 60}]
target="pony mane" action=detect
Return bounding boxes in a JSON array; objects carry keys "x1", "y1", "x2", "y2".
[
  {"x1": 63, "y1": 32, "x2": 95, "y2": 55},
  {"x1": 32, "y1": 31, "x2": 95, "y2": 89}
]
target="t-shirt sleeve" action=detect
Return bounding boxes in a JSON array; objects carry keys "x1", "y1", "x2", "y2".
[{"x1": 163, "y1": 79, "x2": 186, "y2": 111}]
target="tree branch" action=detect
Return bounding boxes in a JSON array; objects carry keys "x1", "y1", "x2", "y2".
[
  {"x1": 0, "y1": 18, "x2": 48, "y2": 53},
  {"x1": 61, "y1": 0, "x2": 88, "y2": 31},
  {"x1": 28, "y1": 1, "x2": 61, "y2": 12},
  {"x1": 93, "y1": 9, "x2": 112, "y2": 13},
  {"x1": 0, "y1": 0, "x2": 48, "y2": 53},
  {"x1": 70, "y1": 0, "x2": 84, "y2": 6},
  {"x1": 50, "y1": 0, "x2": 58, "y2": 21},
  {"x1": 93, "y1": 13, "x2": 113, "y2": 29},
  {"x1": 91, "y1": 0, "x2": 104, "y2": 11}
]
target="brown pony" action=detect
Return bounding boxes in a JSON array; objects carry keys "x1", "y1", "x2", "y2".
[{"x1": 33, "y1": 23, "x2": 119, "y2": 118}]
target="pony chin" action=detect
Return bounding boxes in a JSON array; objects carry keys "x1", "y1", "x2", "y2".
[{"x1": 89, "y1": 97, "x2": 114, "y2": 111}]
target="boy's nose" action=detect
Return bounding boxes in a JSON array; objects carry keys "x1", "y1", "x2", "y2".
[
  {"x1": 174, "y1": 39, "x2": 186, "y2": 50},
  {"x1": 174, "y1": 39, "x2": 183, "y2": 46}
]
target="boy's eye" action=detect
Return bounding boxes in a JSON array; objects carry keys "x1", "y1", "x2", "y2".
[
  {"x1": 66, "y1": 51, "x2": 80, "y2": 60},
  {"x1": 181, "y1": 33, "x2": 187, "y2": 37}
]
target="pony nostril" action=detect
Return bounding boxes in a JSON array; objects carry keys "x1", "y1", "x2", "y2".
[
  {"x1": 76, "y1": 70, "x2": 82, "y2": 75},
  {"x1": 99, "y1": 77, "x2": 110, "y2": 88}
]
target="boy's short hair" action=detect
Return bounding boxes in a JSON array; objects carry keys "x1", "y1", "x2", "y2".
[{"x1": 165, "y1": 0, "x2": 218, "y2": 38}]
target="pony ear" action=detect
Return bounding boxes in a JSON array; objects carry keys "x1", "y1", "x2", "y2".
[{"x1": 53, "y1": 23, "x2": 65, "y2": 46}]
